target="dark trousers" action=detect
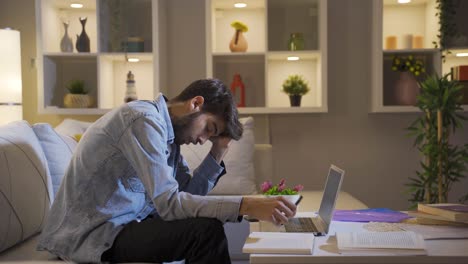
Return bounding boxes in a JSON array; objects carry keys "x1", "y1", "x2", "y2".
[{"x1": 101, "y1": 216, "x2": 231, "y2": 264}]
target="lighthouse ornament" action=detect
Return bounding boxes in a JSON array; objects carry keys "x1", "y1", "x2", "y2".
[{"x1": 124, "y1": 71, "x2": 138, "y2": 103}]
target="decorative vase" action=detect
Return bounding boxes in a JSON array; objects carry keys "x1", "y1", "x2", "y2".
[
  {"x1": 393, "y1": 71, "x2": 419, "y2": 105},
  {"x1": 60, "y1": 21, "x2": 73, "y2": 52},
  {"x1": 230, "y1": 74, "x2": 246, "y2": 107},
  {"x1": 76, "y1": 17, "x2": 90, "y2": 52},
  {"x1": 229, "y1": 30, "x2": 248, "y2": 52},
  {"x1": 289, "y1": 95, "x2": 302, "y2": 107},
  {"x1": 64, "y1": 94, "x2": 92, "y2": 108},
  {"x1": 288, "y1": 33, "x2": 304, "y2": 51}
]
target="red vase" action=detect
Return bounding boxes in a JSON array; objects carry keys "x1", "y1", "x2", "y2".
[{"x1": 230, "y1": 74, "x2": 245, "y2": 107}]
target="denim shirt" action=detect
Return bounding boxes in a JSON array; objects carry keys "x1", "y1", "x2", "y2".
[{"x1": 37, "y1": 94, "x2": 243, "y2": 263}]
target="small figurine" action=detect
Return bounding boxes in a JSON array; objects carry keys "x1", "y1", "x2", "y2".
[{"x1": 124, "y1": 71, "x2": 138, "y2": 103}]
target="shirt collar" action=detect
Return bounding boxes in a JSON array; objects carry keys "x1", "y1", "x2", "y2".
[{"x1": 154, "y1": 93, "x2": 175, "y2": 143}]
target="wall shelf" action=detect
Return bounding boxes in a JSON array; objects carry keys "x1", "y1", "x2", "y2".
[
  {"x1": 36, "y1": 0, "x2": 162, "y2": 115},
  {"x1": 371, "y1": 0, "x2": 468, "y2": 113},
  {"x1": 206, "y1": 0, "x2": 327, "y2": 114}
]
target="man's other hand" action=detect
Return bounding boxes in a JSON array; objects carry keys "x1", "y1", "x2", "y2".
[{"x1": 239, "y1": 196, "x2": 297, "y2": 225}]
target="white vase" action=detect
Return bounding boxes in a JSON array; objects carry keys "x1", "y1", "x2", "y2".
[
  {"x1": 266, "y1": 194, "x2": 301, "y2": 205},
  {"x1": 60, "y1": 22, "x2": 73, "y2": 52}
]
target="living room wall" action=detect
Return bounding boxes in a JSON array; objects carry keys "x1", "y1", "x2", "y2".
[{"x1": 1, "y1": 0, "x2": 467, "y2": 210}]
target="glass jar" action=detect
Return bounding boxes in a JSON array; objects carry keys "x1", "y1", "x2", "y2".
[{"x1": 288, "y1": 33, "x2": 304, "y2": 51}]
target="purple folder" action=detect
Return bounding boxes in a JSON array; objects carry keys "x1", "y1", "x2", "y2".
[{"x1": 332, "y1": 208, "x2": 411, "y2": 223}]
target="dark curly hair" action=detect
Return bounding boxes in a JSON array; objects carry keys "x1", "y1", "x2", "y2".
[{"x1": 170, "y1": 79, "x2": 243, "y2": 140}]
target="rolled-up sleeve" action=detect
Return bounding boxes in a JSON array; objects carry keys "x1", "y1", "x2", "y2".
[
  {"x1": 176, "y1": 153, "x2": 226, "y2": 195},
  {"x1": 118, "y1": 114, "x2": 242, "y2": 223}
]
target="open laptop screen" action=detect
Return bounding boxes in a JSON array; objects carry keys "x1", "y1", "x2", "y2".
[{"x1": 317, "y1": 165, "x2": 345, "y2": 233}]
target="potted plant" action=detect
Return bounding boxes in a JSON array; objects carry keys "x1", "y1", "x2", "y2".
[
  {"x1": 406, "y1": 73, "x2": 468, "y2": 207},
  {"x1": 229, "y1": 21, "x2": 248, "y2": 52},
  {"x1": 63, "y1": 79, "x2": 93, "y2": 108},
  {"x1": 282, "y1": 75, "x2": 310, "y2": 107},
  {"x1": 261, "y1": 179, "x2": 303, "y2": 204}
]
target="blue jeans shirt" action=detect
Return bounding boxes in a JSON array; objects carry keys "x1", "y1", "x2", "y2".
[{"x1": 37, "y1": 95, "x2": 242, "y2": 263}]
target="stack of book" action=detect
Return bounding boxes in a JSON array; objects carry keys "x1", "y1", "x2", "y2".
[
  {"x1": 451, "y1": 65, "x2": 468, "y2": 104},
  {"x1": 407, "y1": 203, "x2": 468, "y2": 226}
]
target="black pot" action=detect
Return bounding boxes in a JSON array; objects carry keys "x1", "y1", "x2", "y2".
[{"x1": 289, "y1": 95, "x2": 302, "y2": 107}]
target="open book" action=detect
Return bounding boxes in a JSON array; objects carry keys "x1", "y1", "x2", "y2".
[
  {"x1": 336, "y1": 231, "x2": 426, "y2": 255},
  {"x1": 243, "y1": 232, "x2": 314, "y2": 254}
]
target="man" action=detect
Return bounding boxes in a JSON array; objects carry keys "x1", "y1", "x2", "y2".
[{"x1": 38, "y1": 79, "x2": 296, "y2": 263}]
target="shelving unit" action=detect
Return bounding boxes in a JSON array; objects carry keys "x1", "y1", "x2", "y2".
[
  {"x1": 36, "y1": 0, "x2": 161, "y2": 114},
  {"x1": 372, "y1": 0, "x2": 468, "y2": 112},
  {"x1": 206, "y1": 0, "x2": 327, "y2": 114}
]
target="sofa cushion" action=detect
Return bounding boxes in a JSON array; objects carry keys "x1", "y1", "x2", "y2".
[
  {"x1": 0, "y1": 121, "x2": 53, "y2": 253},
  {"x1": 181, "y1": 117, "x2": 257, "y2": 195},
  {"x1": 54, "y1": 118, "x2": 92, "y2": 138},
  {"x1": 32, "y1": 123, "x2": 77, "y2": 196}
]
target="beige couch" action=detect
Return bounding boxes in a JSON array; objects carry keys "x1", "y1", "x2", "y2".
[{"x1": 0, "y1": 120, "x2": 276, "y2": 263}]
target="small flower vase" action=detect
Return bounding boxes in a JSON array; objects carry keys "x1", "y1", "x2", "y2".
[
  {"x1": 229, "y1": 30, "x2": 248, "y2": 52},
  {"x1": 60, "y1": 21, "x2": 73, "y2": 52},
  {"x1": 393, "y1": 71, "x2": 419, "y2": 105},
  {"x1": 288, "y1": 33, "x2": 304, "y2": 51},
  {"x1": 76, "y1": 17, "x2": 90, "y2": 52},
  {"x1": 289, "y1": 95, "x2": 302, "y2": 107}
]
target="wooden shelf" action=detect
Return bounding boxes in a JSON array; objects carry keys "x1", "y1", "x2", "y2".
[{"x1": 206, "y1": 0, "x2": 327, "y2": 114}]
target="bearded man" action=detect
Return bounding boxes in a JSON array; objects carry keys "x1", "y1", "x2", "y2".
[{"x1": 38, "y1": 79, "x2": 296, "y2": 264}]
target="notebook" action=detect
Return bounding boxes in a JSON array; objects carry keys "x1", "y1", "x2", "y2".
[
  {"x1": 243, "y1": 232, "x2": 314, "y2": 254},
  {"x1": 283, "y1": 164, "x2": 345, "y2": 236}
]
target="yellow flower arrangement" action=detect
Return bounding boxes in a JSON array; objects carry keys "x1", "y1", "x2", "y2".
[{"x1": 231, "y1": 21, "x2": 248, "y2": 32}]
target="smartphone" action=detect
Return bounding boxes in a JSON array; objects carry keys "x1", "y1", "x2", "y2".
[
  {"x1": 295, "y1": 195, "x2": 303, "y2": 206},
  {"x1": 243, "y1": 195, "x2": 303, "y2": 222}
]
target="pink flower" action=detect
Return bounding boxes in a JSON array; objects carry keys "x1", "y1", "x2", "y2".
[
  {"x1": 261, "y1": 181, "x2": 273, "y2": 193},
  {"x1": 278, "y1": 178, "x2": 285, "y2": 186},
  {"x1": 278, "y1": 184, "x2": 286, "y2": 192},
  {"x1": 278, "y1": 178, "x2": 286, "y2": 191},
  {"x1": 293, "y1": 184, "x2": 304, "y2": 192}
]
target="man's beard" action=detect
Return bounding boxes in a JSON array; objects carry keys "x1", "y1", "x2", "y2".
[{"x1": 172, "y1": 111, "x2": 203, "y2": 145}]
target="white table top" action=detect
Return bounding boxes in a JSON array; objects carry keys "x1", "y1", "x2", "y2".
[
  {"x1": 249, "y1": 219, "x2": 468, "y2": 264},
  {"x1": 248, "y1": 191, "x2": 468, "y2": 263}
]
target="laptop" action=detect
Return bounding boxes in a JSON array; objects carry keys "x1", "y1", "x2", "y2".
[{"x1": 283, "y1": 164, "x2": 345, "y2": 236}]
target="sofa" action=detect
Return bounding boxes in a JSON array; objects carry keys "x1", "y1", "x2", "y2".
[
  {"x1": 0, "y1": 118, "x2": 272, "y2": 263},
  {"x1": 0, "y1": 118, "x2": 368, "y2": 263}
]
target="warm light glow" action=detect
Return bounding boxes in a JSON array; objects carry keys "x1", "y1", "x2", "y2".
[
  {"x1": 398, "y1": 0, "x2": 411, "y2": 4},
  {"x1": 287, "y1": 56, "x2": 300, "y2": 61},
  {"x1": 70, "y1": 3, "x2": 84, "y2": 8},
  {"x1": 234, "y1": 2, "x2": 247, "y2": 8},
  {"x1": 456, "y1": 53, "x2": 468, "y2": 57},
  {"x1": 128, "y1": 58, "x2": 140, "y2": 63},
  {"x1": 0, "y1": 28, "x2": 22, "y2": 124}
]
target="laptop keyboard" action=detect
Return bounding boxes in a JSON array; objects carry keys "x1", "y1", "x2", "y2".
[{"x1": 284, "y1": 217, "x2": 319, "y2": 233}]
